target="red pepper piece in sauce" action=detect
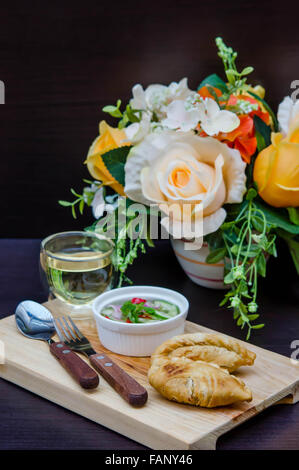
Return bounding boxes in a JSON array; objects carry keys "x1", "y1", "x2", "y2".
[{"x1": 131, "y1": 297, "x2": 147, "y2": 304}]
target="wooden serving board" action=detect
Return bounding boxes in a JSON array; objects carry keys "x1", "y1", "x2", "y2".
[{"x1": 0, "y1": 299, "x2": 299, "y2": 450}]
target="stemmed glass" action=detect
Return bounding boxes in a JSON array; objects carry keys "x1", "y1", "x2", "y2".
[{"x1": 40, "y1": 231, "x2": 114, "y2": 318}]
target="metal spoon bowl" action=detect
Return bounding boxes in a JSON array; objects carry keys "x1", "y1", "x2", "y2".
[
  {"x1": 15, "y1": 300, "x2": 55, "y2": 342},
  {"x1": 15, "y1": 300, "x2": 99, "y2": 389}
]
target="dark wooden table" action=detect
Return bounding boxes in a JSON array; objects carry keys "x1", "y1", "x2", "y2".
[{"x1": 1, "y1": 238, "x2": 299, "y2": 450}]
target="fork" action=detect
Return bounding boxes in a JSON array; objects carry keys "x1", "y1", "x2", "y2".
[{"x1": 54, "y1": 316, "x2": 148, "y2": 407}]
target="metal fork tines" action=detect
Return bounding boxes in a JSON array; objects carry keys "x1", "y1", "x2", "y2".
[
  {"x1": 54, "y1": 315, "x2": 149, "y2": 406},
  {"x1": 54, "y1": 316, "x2": 96, "y2": 357}
]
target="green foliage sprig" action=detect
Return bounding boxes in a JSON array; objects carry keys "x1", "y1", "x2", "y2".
[
  {"x1": 207, "y1": 187, "x2": 299, "y2": 339},
  {"x1": 85, "y1": 197, "x2": 154, "y2": 287},
  {"x1": 58, "y1": 179, "x2": 103, "y2": 219},
  {"x1": 215, "y1": 37, "x2": 254, "y2": 95},
  {"x1": 102, "y1": 100, "x2": 141, "y2": 129},
  {"x1": 206, "y1": 188, "x2": 278, "y2": 339}
]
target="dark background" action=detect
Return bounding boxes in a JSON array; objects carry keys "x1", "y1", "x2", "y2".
[
  {"x1": 1, "y1": 0, "x2": 299, "y2": 239},
  {"x1": 1, "y1": 2, "x2": 299, "y2": 449}
]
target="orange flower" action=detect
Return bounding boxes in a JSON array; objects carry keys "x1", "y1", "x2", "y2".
[
  {"x1": 198, "y1": 93, "x2": 271, "y2": 163},
  {"x1": 228, "y1": 94, "x2": 270, "y2": 125},
  {"x1": 199, "y1": 114, "x2": 256, "y2": 163},
  {"x1": 198, "y1": 85, "x2": 222, "y2": 101},
  {"x1": 217, "y1": 115, "x2": 257, "y2": 164}
]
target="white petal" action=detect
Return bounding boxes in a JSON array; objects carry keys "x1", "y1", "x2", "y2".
[
  {"x1": 130, "y1": 84, "x2": 146, "y2": 110},
  {"x1": 160, "y1": 214, "x2": 203, "y2": 239},
  {"x1": 124, "y1": 132, "x2": 246, "y2": 220},
  {"x1": 278, "y1": 96, "x2": 294, "y2": 135},
  {"x1": 125, "y1": 113, "x2": 151, "y2": 144},
  {"x1": 213, "y1": 110, "x2": 240, "y2": 133},
  {"x1": 204, "y1": 98, "x2": 220, "y2": 119},
  {"x1": 145, "y1": 84, "x2": 168, "y2": 110},
  {"x1": 125, "y1": 123, "x2": 140, "y2": 141},
  {"x1": 202, "y1": 208, "x2": 227, "y2": 236},
  {"x1": 162, "y1": 100, "x2": 200, "y2": 131},
  {"x1": 91, "y1": 188, "x2": 105, "y2": 219},
  {"x1": 200, "y1": 119, "x2": 220, "y2": 136}
]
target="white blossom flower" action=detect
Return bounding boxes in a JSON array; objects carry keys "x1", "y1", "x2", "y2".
[
  {"x1": 277, "y1": 96, "x2": 299, "y2": 136},
  {"x1": 124, "y1": 112, "x2": 151, "y2": 144},
  {"x1": 130, "y1": 84, "x2": 147, "y2": 110},
  {"x1": 162, "y1": 100, "x2": 200, "y2": 132},
  {"x1": 167, "y1": 77, "x2": 191, "y2": 101},
  {"x1": 130, "y1": 78, "x2": 192, "y2": 120},
  {"x1": 197, "y1": 98, "x2": 240, "y2": 136},
  {"x1": 91, "y1": 187, "x2": 114, "y2": 219}
]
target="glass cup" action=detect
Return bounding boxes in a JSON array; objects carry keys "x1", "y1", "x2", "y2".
[{"x1": 40, "y1": 231, "x2": 114, "y2": 318}]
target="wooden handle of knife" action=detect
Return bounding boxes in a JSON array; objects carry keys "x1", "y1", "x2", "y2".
[
  {"x1": 90, "y1": 353, "x2": 148, "y2": 406},
  {"x1": 50, "y1": 342, "x2": 99, "y2": 389}
]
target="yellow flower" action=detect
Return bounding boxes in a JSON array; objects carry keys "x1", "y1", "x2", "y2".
[
  {"x1": 253, "y1": 132, "x2": 299, "y2": 207},
  {"x1": 249, "y1": 85, "x2": 265, "y2": 99},
  {"x1": 85, "y1": 121, "x2": 130, "y2": 195}
]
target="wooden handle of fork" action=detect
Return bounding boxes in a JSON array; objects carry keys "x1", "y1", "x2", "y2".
[
  {"x1": 89, "y1": 353, "x2": 148, "y2": 406},
  {"x1": 50, "y1": 341, "x2": 99, "y2": 389}
]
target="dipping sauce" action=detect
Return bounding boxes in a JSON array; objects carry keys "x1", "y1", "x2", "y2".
[{"x1": 100, "y1": 297, "x2": 180, "y2": 323}]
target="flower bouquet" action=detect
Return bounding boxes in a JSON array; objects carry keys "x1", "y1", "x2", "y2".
[{"x1": 60, "y1": 38, "x2": 299, "y2": 339}]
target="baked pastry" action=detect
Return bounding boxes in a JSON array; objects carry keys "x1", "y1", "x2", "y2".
[
  {"x1": 148, "y1": 332, "x2": 256, "y2": 407},
  {"x1": 151, "y1": 333, "x2": 256, "y2": 373},
  {"x1": 148, "y1": 356, "x2": 252, "y2": 407}
]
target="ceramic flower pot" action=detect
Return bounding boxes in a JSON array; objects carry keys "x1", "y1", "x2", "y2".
[{"x1": 171, "y1": 237, "x2": 227, "y2": 289}]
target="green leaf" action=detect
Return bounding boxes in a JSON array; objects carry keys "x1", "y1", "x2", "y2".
[
  {"x1": 253, "y1": 115, "x2": 271, "y2": 148},
  {"x1": 288, "y1": 207, "x2": 299, "y2": 226},
  {"x1": 71, "y1": 204, "x2": 77, "y2": 219},
  {"x1": 205, "y1": 229, "x2": 224, "y2": 251},
  {"x1": 118, "y1": 114, "x2": 129, "y2": 129},
  {"x1": 197, "y1": 73, "x2": 228, "y2": 93},
  {"x1": 241, "y1": 66, "x2": 254, "y2": 76},
  {"x1": 101, "y1": 146, "x2": 133, "y2": 186},
  {"x1": 206, "y1": 247, "x2": 226, "y2": 264},
  {"x1": 70, "y1": 188, "x2": 81, "y2": 198},
  {"x1": 58, "y1": 200, "x2": 73, "y2": 207},
  {"x1": 79, "y1": 199, "x2": 84, "y2": 215},
  {"x1": 251, "y1": 323, "x2": 265, "y2": 330},
  {"x1": 224, "y1": 271, "x2": 235, "y2": 284},
  {"x1": 255, "y1": 201, "x2": 299, "y2": 235},
  {"x1": 109, "y1": 109, "x2": 122, "y2": 118},
  {"x1": 255, "y1": 130, "x2": 266, "y2": 152},
  {"x1": 126, "y1": 105, "x2": 140, "y2": 123},
  {"x1": 102, "y1": 105, "x2": 117, "y2": 113},
  {"x1": 257, "y1": 254, "x2": 266, "y2": 277},
  {"x1": 285, "y1": 237, "x2": 299, "y2": 275},
  {"x1": 247, "y1": 314, "x2": 259, "y2": 321},
  {"x1": 252, "y1": 215, "x2": 264, "y2": 233},
  {"x1": 248, "y1": 91, "x2": 278, "y2": 131},
  {"x1": 102, "y1": 104, "x2": 122, "y2": 118}
]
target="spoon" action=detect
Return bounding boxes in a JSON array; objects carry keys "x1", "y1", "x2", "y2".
[{"x1": 15, "y1": 300, "x2": 99, "y2": 389}]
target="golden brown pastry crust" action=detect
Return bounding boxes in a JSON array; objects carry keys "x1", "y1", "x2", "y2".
[
  {"x1": 148, "y1": 356, "x2": 252, "y2": 407},
  {"x1": 148, "y1": 332, "x2": 256, "y2": 408},
  {"x1": 151, "y1": 332, "x2": 256, "y2": 372}
]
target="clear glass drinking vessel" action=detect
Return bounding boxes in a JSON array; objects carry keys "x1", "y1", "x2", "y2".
[{"x1": 40, "y1": 231, "x2": 114, "y2": 317}]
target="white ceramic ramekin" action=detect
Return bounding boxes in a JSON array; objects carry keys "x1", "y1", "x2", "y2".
[{"x1": 92, "y1": 286, "x2": 189, "y2": 356}]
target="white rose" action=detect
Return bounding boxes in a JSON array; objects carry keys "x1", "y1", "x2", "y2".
[{"x1": 124, "y1": 131, "x2": 246, "y2": 237}]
